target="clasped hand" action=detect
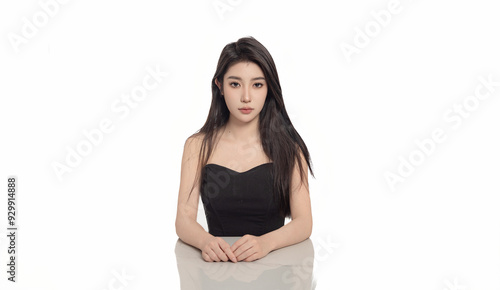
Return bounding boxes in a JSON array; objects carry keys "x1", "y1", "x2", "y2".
[{"x1": 201, "y1": 234, "x2": 271, "y2": 262}]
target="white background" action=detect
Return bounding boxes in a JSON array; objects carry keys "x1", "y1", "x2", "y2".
[{"x1": 1, "y1": 0, "x2": 499, "y2": 289}]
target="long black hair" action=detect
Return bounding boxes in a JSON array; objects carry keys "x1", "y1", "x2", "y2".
[{"x1": 190, "y1": 36, "x2": 313, "y2": 218}]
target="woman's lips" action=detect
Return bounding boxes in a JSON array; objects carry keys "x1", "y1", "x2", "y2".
[{"x1": 238, "y1": 108, "x2": 253, "y2": 114}]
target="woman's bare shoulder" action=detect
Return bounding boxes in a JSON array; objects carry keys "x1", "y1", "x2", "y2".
[{"x1": 184, "y1": 132, "x2": 205, "y2": 151}]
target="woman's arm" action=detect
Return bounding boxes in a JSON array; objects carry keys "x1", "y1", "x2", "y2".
[
  {"x1": 175, "y1": 136, "x2": 237, "y2": 262},
  {"x1": 231, "y1": 152, "x2": 313, "y2": 261}
]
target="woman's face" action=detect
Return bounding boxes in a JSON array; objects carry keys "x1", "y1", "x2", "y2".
[{"x1": 216, "y1": 61, "x2": 268, "y2": 125}]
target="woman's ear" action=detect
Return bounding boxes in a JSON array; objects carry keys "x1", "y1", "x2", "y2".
[{"x1": 215, "y1": 78, "x2": 223, "y2": 95}]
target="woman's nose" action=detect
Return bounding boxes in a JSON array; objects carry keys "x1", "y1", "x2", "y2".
[{"x1": 241, "y1": 88, "x2": 251, "y2": 103}]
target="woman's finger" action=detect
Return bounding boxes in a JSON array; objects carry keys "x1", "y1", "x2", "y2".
[
  {"x1": 232, "y1": 241, "x2": 248, "y2": 258},
  {"x1": 244, "y1": 252, "x2": 259, "y2": 262},
  {"x1": 213, "y1": 245, "x2": 228, "y2": 262},
  {"x1": 202, "y1": 252, "x2": 211, "y2": 262},
  {"x1": 220, "y1": 242, "x2": 237, "y2": 262},
  {"x1": 207, "y1": 248, "x2": 220, "y2": 262},
  {"x1": 230, "y1": 237, "x2": 246, "y2": 253},
  {"x1": 237, "y1": 247, "x2": 255, "y2": 261},
  {"x1": 235, "y1": 243, "x2": 254, "y2": 261}
]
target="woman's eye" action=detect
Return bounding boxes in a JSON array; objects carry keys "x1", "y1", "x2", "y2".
[{"x1": 229, "y1": 82, "x2": 264, "y2": 88}]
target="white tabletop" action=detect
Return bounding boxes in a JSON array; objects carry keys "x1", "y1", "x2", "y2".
[{"x1": 175, "y1": 237, "x2": 316, "y2": 289}]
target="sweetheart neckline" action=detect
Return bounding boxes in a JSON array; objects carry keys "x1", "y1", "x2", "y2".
[{"x1": 204, "y1": 162, "x2": 272, "y2": 174}]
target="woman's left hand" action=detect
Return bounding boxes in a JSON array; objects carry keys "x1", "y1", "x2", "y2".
[{"x1": 230, "y1": 234, "x2": 272, "y2": 262}]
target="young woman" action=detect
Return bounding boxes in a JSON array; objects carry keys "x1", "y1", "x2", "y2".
[{"x1": 175, "y1": 36, "x2": 314, "y2": 263}]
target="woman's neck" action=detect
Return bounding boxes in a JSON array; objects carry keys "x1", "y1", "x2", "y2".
[{"x1": 223, "y1": 115, "x2": 260, "y2": 144}]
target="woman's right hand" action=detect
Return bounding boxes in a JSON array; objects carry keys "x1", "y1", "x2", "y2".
[{"x1": 201, "y1": 236, "x2": 237, "y2": 263}]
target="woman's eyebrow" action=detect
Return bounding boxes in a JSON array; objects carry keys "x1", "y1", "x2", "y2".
[{"x1": 227, "y1": 76, "x2": 265, "y2": 81}]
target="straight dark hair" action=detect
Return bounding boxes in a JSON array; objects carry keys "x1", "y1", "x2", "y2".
[{"x1": 190, "y1": 36, "x2": 313, "y2": 218}]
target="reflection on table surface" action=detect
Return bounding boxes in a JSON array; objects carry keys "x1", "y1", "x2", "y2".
[{"x1": 175, "y1": 237, "x2": 316, "y2": 290}]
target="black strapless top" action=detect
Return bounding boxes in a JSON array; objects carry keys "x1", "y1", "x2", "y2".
[{"x1": 200, "y1": 163, "x2": 284, "y2": 237}]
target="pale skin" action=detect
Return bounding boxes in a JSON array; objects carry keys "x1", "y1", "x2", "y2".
[{"x1": 175, "y1": 61, "x2": 312, "y2": 262}]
